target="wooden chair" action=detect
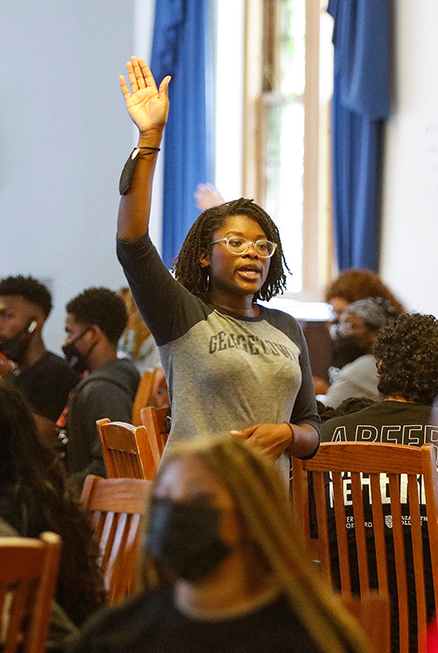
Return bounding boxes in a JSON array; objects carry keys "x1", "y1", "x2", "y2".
[
  {"x1": 342, "y1": 592, "x2": 391, "y2": 653},
  {"x1": 140, "y1": 405, "x2": 170, "y2": 461},
  {"x1": 132, "y1": 367, "x2": 169, "y2": 426},
  {"x1": 97, "y1": 419, "x2": 159, "y2": 480},
  {"x1": 80, "y1": 475, "x2": 151, "y2": 604},
  {"x1": 0, "y1": 531, "x2": 61, "y2": 653},
  {"x1": 292, "y1": 442, "x2": 438, "y2": 653}
]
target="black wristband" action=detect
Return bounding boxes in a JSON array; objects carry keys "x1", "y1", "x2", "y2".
[{"x1": 119, "y1": 147, "x2": 160, "y2": 195}]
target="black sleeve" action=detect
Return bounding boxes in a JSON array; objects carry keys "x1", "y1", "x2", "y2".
[
  {"x1": 117, "y1": 234, "x2": 210, "y2": 347},
  {"x1": 290, "y1": 323, "x2": 320, "y2": 459}
]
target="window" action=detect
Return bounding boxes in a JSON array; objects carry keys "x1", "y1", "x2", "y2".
[{"x1": 242, "y1": 0, "x2": 334, "y2": 301}]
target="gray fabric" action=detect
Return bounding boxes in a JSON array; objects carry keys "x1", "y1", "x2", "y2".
[
  {"x1": 344, "y1": 297, "x2": 395, "y2": 330},
  {"x1": 65, "y1": 357, "x2": 140, "y2": 483},
  {"x1": 117, "y1": 234, "x2": 320, "y2": 479},
  {"x1": 317, "y1": 354, "x2": 380, "y2": 408}
]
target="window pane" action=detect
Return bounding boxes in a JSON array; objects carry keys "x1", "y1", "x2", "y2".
[
  {"x1": 265, "y1": 100, "x2": 304, "y2": 292},
  {"x1": 264, "y1": 0, "x2": 306, "y2": 293}
]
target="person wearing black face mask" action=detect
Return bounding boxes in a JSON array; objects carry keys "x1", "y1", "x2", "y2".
[
  {"x1": 68, "y1": 435, "x2": 371, "y2": 653},
  {"x1": 59, "y1": 287, "x2": 139, "y2": 489},
  {"x1": 317, "y1": 298, "x2": 397, "y2": 409},
  {"x1": 0, "y1": 275, "x2": 78, "y2": 444}
]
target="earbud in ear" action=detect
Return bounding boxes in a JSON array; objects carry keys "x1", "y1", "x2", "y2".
[{"x1": 28, "y1": 320, "x2": 37, "y2": 334}]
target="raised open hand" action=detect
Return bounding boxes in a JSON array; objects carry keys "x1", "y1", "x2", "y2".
[{"x1": 119, "y1": 57, "x2": 170, "y2": 135}]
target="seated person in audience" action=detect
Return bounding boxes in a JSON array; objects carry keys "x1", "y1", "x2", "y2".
[
  {"x1": 317, "y1": 396, "x2": 377, "y2": 423},
  {"x1": 0, "y1": 380, "x2": 105, "y2": 633},
  {"x1": 314, "y1": 269, "x2": 405, "y2": 395},
  {"x1": 317, "y1": 297, "x2": 397, "y2": 408},
  {"x1": 0, "y1": 275, "x2": 78, "y2": 444},
  {"x1": 59, "y1": 287, "x2": 140, "y2": 487},
  {"x1": 69, "y1": 435, "x2": 370, "y2": 653},
  {"x1": 117, "y1": 286, "x2": 162, "y2": 372},
  {"x1": 321, "y1": 312, "x2": 438, "y2": 652}
]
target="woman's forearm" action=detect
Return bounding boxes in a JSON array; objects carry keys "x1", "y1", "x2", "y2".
[
  {"x1": 117, "y1": 130, "x2": 163, "y2": 242},
  {"x1": 287, "y1": 423, "x2": 319, "y2": 459}
]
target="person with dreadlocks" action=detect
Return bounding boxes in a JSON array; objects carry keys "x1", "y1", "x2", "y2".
[
  {"x1": 116, "y1": 57, "x2": 320, "y2": 477},
  {"x1": 69, "y1": 435, "x2": 371, "y2": 653}
]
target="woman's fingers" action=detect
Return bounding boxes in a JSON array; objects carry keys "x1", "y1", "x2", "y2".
[
  {"x1": 126, "y1": 61, "x2": 139, "y2": 94},
  {"x1": 159, "y1": 75, "x2": 171, "y2": 102},
  {"x1": 138, "y1": 58, "x2": 159, "y2": 93},
  {"x1": 131, "y1": 57, "x2": 146, "y2": 89},
  {"x1": 119, "y1": 75, "x2": 131, "y2": 101}
]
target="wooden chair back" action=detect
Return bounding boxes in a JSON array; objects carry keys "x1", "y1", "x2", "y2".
[
  {"x1": 132, "y1": 367, "x2": 169, "y2": 426},
  {"x1": 97, "y1": 418, "x2": 158, "y2": 480},
  {"x1": 0, "y1": 531, "x2": 61, "y2": 653},
  {"x1": 140, "y1": 406, "x2": 170, "y2": 462},
  {"x1": 80, "y1": 475, "x2": 151, "y2": 604},
  {"x1": 292, "y1": 442, "x2": 438, "y2": 653},
  {"x1": 342, "y1": 592, "x2": 391, "y2": 653}
]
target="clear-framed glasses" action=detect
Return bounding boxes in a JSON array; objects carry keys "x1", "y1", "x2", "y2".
[{"x1": 211, "y1": 237, "x2": 277, "y2": 258}]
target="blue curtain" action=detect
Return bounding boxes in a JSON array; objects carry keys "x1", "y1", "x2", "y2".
[
  {"x1": 151, "y1": 0, "x2": 214, "y2": 269},
  {"x1": 327, "y1": 0, "x2": 391, "y2": 271}
]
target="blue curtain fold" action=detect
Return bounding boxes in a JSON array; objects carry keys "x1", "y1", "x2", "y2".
[
  {"x1": 151, "y1": 0, "x2": 214, "y2": 269},
  {"x1": 327, "y1": 0, "x2": 391, "y2": 271}
]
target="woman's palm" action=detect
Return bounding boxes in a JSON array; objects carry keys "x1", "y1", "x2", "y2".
[
  {"x1": 125, "y1": 86, "x2": 167, "y2": 133},
  {"x1": 119, "y1": 58, "x2": 170, "y2": 133}
]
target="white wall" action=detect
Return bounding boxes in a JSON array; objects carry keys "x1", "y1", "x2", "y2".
[
  {"x1": 381, "y1": 0, "x2": 438, "y2": 315},
  {"x1": 0, "y1": 0, "x2": 157, "y2": 353}
]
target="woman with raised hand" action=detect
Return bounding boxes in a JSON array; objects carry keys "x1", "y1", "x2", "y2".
[
  {"x1": 116, "y1": 58, "x2": 319, "y2": 478},
  {"x1": 69, "y1": 435, "x2": 370, "y2": 653}
]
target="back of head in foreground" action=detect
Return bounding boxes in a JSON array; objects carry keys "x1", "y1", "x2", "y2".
[
  {"x1": 0, "y1": 380, "x2": 106, "y2": 625},
  {"x1": 143, "y1": 435, "x2": 371, "y2": 653},
  {"x1": 374, "y1": 312, "x2": 438, "y2": 405}
]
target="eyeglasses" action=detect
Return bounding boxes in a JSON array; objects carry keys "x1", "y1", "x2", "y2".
[{"x1": 211, "y1": 237, "x2": 277, "y2": 258}]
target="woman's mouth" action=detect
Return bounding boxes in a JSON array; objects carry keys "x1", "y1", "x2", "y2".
[{"x1": 236, "y1": 265, "x2": 262, "y2": 281}]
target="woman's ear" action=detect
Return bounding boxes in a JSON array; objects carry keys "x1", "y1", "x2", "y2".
[{"x1": 199, "y1": 253, "x2": 210, "y2": 268}]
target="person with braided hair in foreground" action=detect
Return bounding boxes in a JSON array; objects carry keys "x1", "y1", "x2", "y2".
[
  {"x1": 69, "y1": 435, "x2": 371, "y2": 653},
  {"x1": 116, "y1": 58, "x2": 319, "y2": 478}
]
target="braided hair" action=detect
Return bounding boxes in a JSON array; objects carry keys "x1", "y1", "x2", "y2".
[{"x1": 172, "y1": 198, "x2": 290, "y2": 302}]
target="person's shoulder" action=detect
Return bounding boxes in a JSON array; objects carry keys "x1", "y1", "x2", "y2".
[
  {"x1": 259, "y1": 305, "x2": 303, "y2": 335},
  {"x1": 44, "y1": 351, "x2": 79, "y2": 372},
  {"x1": 78, "y1": 358, "x2": 140, "y2": 398},
  {"x1": 321, "y1": 401, "x2": 386, "y2": 440},
  {"x1": 27, "y1": 351, "x2": 78, "y2": 385},
  {"x1": 340, "y1": 354, "x2": 375, "y2": 374},
  {"x1": 68, "y1": 587, "x2": 174, "y2": 652}
]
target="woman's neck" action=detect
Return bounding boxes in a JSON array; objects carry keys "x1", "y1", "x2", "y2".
[
  {"x1": 174, "y1": 553, "x2": 280, "y2": 621},
  {"x1": 206, "y1": 291, "x2": 260, "y2": 318}
]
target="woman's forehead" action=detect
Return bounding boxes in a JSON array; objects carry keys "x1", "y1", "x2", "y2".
[
  {"x1": 216, "y1": 214, "x2": 266, "y2": 238},
  {"x1": 154, "y1": 455, "x2": 235, "y2": 507}
]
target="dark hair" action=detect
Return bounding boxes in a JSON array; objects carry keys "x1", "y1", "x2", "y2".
[
  {"x1": 66, "y1": 287, "x2": 128, "y2": 346},
  {"x1": 325, "y1": 269, "x2": 405, "y2": 315},
  {"x1": 172, "y1": 198, "x2": 290, "y2": 302},
  {"x1": 374, "y1": 313, "x2": 438, "y2": 405},
  {"x1": 0, "y1": 275, "x2": 52, "y2": 318},
  {"x1": 0, "y1": 380, "x2": 106, "y2": 625},
  {"x1": 318, "y1": 397, "x2": 377, "y2": 423}
]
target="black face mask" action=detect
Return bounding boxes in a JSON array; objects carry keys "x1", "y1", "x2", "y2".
[
  {"x1": 331, "y1": 332, "x2": 369, "y2": 370},
  {"x1": 0, "y1": 320, "x2": 37, "y2": 364},
  {"x1": 146, "y1": 498, "x2": 232, "y2": 582},
  {"x1": 62, "y1": 329, "x2": 94, "y2": 374}
]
